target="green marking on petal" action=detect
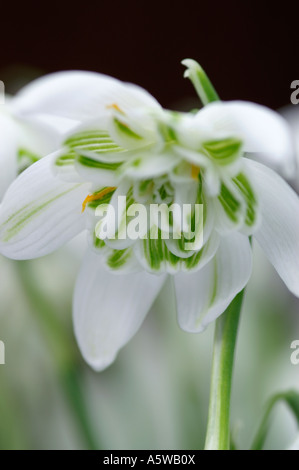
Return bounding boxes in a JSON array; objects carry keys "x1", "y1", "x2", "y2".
[
  {"x1": 108, "y1": 187, "x2": 136, "y2": 241},
  {"x1": 93, "y1": 232, "x2": 106, "y2": 250},
  {"x1": 209, "y1": 258, "x2": 218, "y2": 307},
  {"x1": 132, "y1": 158, "x2": 142, "y2": 167},
  {"x1": 128, "y1": 187, "x2": 135, "y2": 205},
  {"x1": 77, "y1": 155, "x2": 122, "y2": 171},
  {"x1": 233, "y1": 173, "x2": 257, "y2": 227},
  {"x1": 139, "y1": 179, "x2": 153, "y2": 194},
  {"x1": 107, "y1": 248, "x2": 133, "y2": 269},
  {"x1": 1, "y1": 184, "x2": 83, "y2": 242},
  {"x1": 166, "y1": 249, "x2": 181, "y2": 268},
  {"x1": 65, "y1": 130, "x2": 109, "y2": 145},
  {"x1": 183, "y1": 247, "x2": 204, "y2": 269},
  {"x1": 86, "y1": 187, "x2": 116, "y2": 210},
  {"x1": 143, "y1": 236, "x2": 162, "y2": 271},
  {"x1": 202, "y1": 138, "x2": 242, "y2": 165},
  {"x1": 17, "y1": 148, "x2": 40, "y2": 173},
  {"x1": 79, "y1": 144, "x2": 121, "y2": 152},
  {"x1": 0, "y1": 203, "x2": 32, "y2": 229},
  {"x1": 64, "y1": 129, "x2": 125, "y2": 155},
  {"x1": 55, "y1": 151, "x2": 76, "y2": 166},
  {"x1": 157, "y1": 121, "x2": 177, "y2": 143},
  {"x1": 113, "y1": 118, "x2": 143, "y2": 140},
  {"x1": 142, "y1": 229, "x2": 181, "y2": 272},
  {"x1": 218, "y1": 183, "x2": 241, "y2": 223}
]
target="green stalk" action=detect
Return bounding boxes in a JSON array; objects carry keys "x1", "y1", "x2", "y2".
[{"x1": 204, "y1": 290, "x2": 245, "y2": 450}]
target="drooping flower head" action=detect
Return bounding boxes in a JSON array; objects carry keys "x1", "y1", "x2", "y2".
[
  {"x1": 45, "y1": 60, "x2": 293, "y2": 274},
  {"x1": 0, "y1": 60, "x2": 298, "y2": 370}
]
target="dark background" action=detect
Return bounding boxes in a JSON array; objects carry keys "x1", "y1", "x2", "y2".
[{"x1": 0, "y1": 1, "x2": 298, "y2": 109}]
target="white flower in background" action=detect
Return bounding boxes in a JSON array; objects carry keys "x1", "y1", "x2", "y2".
[
  {"x1": 0, "y1": 60, "x2": 298, "y2": 371},
  {"x1": 280, "y1": 105, "x2": 299, "y2": 190},
  {"x1": 0, "y1": 72, "x2": 100, "y2": 199},
  {"x1": 0, "y1": 94, "x2": 56, "y2": 199}
]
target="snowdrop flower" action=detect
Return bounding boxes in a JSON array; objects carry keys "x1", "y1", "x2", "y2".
[
  {"x1": 0, "y1": 101, "x2": 48, "y2": 199},
  {"x1": 0, "y1": 93, "x2": 56, "y2": 199},
  {"x1": 0, "y1": 72, "x2": 100, "y2": 199},
  {"x1": 0, "y1": 60, "x2": 298, "y2": 371}
]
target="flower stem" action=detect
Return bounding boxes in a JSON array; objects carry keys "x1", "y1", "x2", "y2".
[{"x1": 204, "y1": 290, "x2": 245, "y2": 450}]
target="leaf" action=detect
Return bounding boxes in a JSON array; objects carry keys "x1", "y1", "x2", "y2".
[{"x1": 250, "y1": 390, "x2": 299, "y2": 450}]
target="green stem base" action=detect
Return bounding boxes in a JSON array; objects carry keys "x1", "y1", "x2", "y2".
[{"x1": 204, "y1": 290, "x2": 245, "y2": 450}]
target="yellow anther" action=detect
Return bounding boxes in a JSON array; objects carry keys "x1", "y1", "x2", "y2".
[
  {"x1": 106, "y1": 103, "x2": 125, "y2": 114},
  {"x1": 81, "y1": 187, "x2": 116, "y2": 213},
  {"x1": 106, "y1": 103, "x2": 129, "y2": 127},
  {"x1": 191, "y1": 164, "x2": 201, "y2": 180}
]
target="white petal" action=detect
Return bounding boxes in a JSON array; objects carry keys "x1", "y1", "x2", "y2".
[
  {"x1": 0, "y1": 113, "x2": 18, "y2": 199},
  {"x1": 73, "y1": 250, "x2": 166, "y2": 370},
  {"x1": 246, "y1": 159, "x2": 299, "y2": 296},
  {"x1": 223, "y1": 101, "x2": 293, "y2": 155},
  {"x1": 0, "y1": 108, "x2": 66, "y2": 201},
  {"x1": 193, "y1": 101, "x2": 294, "y2": 176},
  {"x1": 21, "y1": 113, "x2": 80, "y2": 136},
  {"x1": 17, "y1": 117, "x2": 63, "y2": 158},
  {"x1": 75, "y1": 158, "x2": 120, "y2": 187},
  {"x1": 174, "y1": 232, "x2": 252, "y2": 332},
  {"x1": 119, "y1": 150, "x2": 180, "y2": 180},
  {"x1": 0, "y1": 153, "x2": 90, "y2": 259},
  {"x1": 87, "y1": 232, "x2": 141, "y2": 274},
  {"x1": 12, "y1": 71, "x2": 161, "y2": 122}
]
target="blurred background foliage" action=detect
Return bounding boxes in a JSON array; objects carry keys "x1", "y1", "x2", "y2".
[{"x1": 0, "y1": 0, "x2": 299, "y2": 450}]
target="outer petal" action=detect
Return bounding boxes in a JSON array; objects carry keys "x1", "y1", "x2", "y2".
[
  {"x1": 0, "y1": 113, "x2": 18, "y2": 199},
  {"x1": 246, "y1": 159, "x2": 299, "y2": 296},
  {"x1": 18, "y1": 114, "x2": 77, "y2": 148},
  {"x1": 174, "y1": 232, "x2": 252, "y2": 332},
  {"x1": 12, "y1": 71, "x2": 161, "y2": 122},
  {"x1": 73, "y1": 250, "x2": 166, "y2": 370},
  {"x1": 193, "y1": 101, "x2": 294, "y2": 176},
  {"x1": 0, "y1": 153, "x2": 90, "y2": 259},
  {"x1": 16, "y1": 117, "x2": 65, "y2": 163},
  {"x1": 1, "y1": 107, "x2": 66, "y2": 198}
]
